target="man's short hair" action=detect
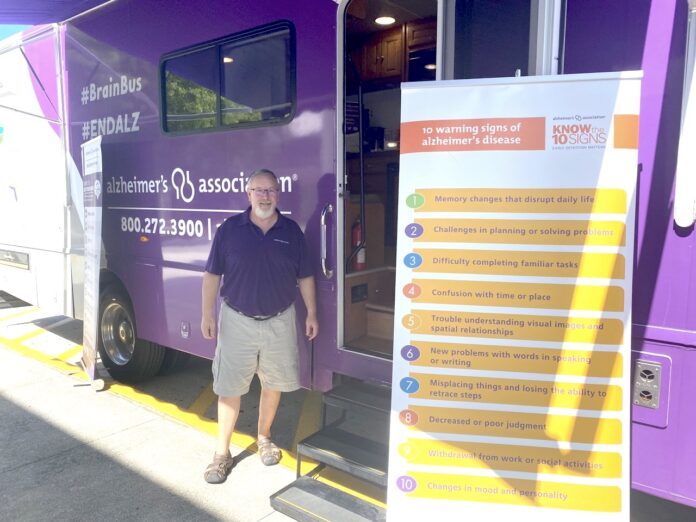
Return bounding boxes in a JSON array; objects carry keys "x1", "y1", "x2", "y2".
[{"x1": 247, "y1": 169, "x2": 279, "y2": 189}]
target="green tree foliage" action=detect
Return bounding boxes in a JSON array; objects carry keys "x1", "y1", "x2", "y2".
[
  {"x1": 165, "y1": 71, "x2": 261, "y2": 132},
  {"x1": 165, "y1": 72, "x2": 216, "y2": 131}
]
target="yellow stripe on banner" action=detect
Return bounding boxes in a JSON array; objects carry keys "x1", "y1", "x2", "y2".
[
  {"x1": 414, "y1": 250, "x2": 625, "y2": 279},
  {"x1": 415, "y1": 219, "x2": 626, "y2": 246},
  {"x1": 403, "y1": 310, "x2": 624, "y2": 345},
  {"x1": 410, "y1": 279, "x2": 624, "y2": 312},
  {"x1": 410, "y1": 372, "x2": 623, "y2": 411},
  {"x1": 399, "y1": 439, "x2": 622, "y2": 478},
  {"x1": 409, "y1": 405, "x2": 622, "y2": 444},
  {"x1": 416, "y1": 188, "x2": 627, "y2": 214},
  {"x1": 407, "y1": 472, "x2": 621, "y2": 511},
  {"x1": 411, "y1": 342, "x2": 623, "y2": 378}
]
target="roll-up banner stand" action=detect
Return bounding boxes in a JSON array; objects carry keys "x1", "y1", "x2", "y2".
[
  {"x1": 388, "y1": 72, "x2": 641, "y2": 521},
  {"x1": 81, "y1": 136, "x2": 103, "y2": 381}
]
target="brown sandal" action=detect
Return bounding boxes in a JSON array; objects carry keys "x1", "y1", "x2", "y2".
[
  {"x1": 204, "y1": 452, "x2": 234, "y2": 484},
  {"x1": 257, "y1": 438, "x2": 281, "y2": 466}
]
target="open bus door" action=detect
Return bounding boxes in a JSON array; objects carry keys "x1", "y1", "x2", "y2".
[
  {"x1": 329, "y1": 0, "x2": 554, "y2": 386},
  {"x1": 271, "y1": 1, "x2": 562, "y2": 519}
]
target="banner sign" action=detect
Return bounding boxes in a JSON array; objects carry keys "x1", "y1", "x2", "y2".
[
  {"x1": 388, "y1": 72, "x2": 640, "y2": 521},
  {"x1": 81, "y1": 136, "x2": 103, "y2": 380}
]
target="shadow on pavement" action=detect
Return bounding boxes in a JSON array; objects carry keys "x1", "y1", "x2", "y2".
[{"x1": 0, "y1": 394, "x2": 220, "y2": 522}]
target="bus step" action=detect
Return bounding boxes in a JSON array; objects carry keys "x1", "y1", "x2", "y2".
[
  {"x1": 297, "y1": 426, "x2": 388, "y2": 486},
  {"x1": 323, "y1": 380, "x2": 391, "y2": 414},
  {"x1": 270, "y1": 476, "x2": 385, "y2": 522}
]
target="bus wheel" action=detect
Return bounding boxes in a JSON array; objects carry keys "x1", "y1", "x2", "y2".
[
  {"x1": 98, "y1": 285, "x2": 164, "y2": 383},
  {"x1": 158, "y1": 347, "x2": 191, "y2": 376}
]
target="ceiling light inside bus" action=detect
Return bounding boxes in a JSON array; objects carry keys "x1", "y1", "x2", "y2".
[
  {"x1": 375, "y1": 16, "x2": 396, "y2": 26},
  {"x1": 386, "y1": 141, "x2": 398, "y2": 149},
  {"x1": 223, "y1": 56, "x2": 234, "y2": 63},
  {"x1": 424, "y1": 64, "x2": 436, "y2": 70}
]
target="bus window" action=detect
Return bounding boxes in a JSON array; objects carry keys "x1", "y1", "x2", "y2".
[
  {"x1": 161, "y1": 21, "x2": 295, "y2": 133},
  {"x1": 220, "y1": 28, "x2": 294, "y2": 125},
  {"x1": 452, "y1": 0, "x2": 531, "y2": 80},
  {"x1": 164, "y1": 46, "x2": 218, "y2": 132}
]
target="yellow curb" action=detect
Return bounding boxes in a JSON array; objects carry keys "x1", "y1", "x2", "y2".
[
  {"x1": 0, "y1": 306, "x2": 39, "y2": 323},
  {"x1": 188, "y1": 382, "x2": 216, "y2": 417},
  {"x1": 56, "y1": 345, "x2": 84, "y2": 362},
  {"x1": 12, "y1": 328, "x2": 50, "y2": 344},
  {"x1": 0, "y1": 335, "x2": 83, "y2": 375}
]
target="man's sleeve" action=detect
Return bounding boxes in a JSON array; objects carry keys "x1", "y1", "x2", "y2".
[{"x1": 205, "y1": 225, "x2": 225, "y2": 275}]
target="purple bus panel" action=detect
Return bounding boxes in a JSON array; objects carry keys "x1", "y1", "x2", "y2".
[
  {"x1": 21, "y1": 27, "x2": 62, "y2": 136},
  {"x1": 63, "y1": 0, "x2": 339, "y2": 388},
  {"x1": 566, "y1": 0, "x2": 696, "y2": 507}
]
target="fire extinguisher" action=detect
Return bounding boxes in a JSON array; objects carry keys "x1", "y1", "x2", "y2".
[{"x1": 351, "y1": 217, "x2": 366, "y2": 272}]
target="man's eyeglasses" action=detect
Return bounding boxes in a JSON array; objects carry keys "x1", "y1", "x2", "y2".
[{"x1": 249, "y1": 188, "x2": 278, "y2": 197}]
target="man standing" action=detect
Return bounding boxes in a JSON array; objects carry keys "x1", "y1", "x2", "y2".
[{"x1": 201, "y1": 169, "x2": 318, "y2": 484}]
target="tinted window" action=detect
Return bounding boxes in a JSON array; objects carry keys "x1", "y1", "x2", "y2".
[
  {"x1": 453, "y1": 0, "x2": 531, "y2": 79},
  {"x1": 162, "y1": 22, "x2": 295, "y2": 133},
  {"x1": 165, "y1": 47, "x2": 218, "y2": 132}
]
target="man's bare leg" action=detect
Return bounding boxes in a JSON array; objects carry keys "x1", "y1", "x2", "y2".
[
  {"x1": 258, "y1": 388, "x2": 281, "y2": 439},
  {"x1": 216, "y1": 395, "x2": 241, "y2": 455}
]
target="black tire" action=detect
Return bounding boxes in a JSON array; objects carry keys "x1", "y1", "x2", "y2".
[
  {"x1": 97, "y1": 284, "x2": 164, "y2": 383},
  {"x1": 157, "y1": 347, "x2": 191, "y2": 376}
]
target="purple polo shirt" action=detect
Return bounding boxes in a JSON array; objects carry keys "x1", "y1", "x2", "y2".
[{"x1": 205, "y1": 208, "x2": 313, "y2": 317}]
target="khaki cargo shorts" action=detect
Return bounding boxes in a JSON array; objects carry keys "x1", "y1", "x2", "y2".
[{"x1": 212, "y1": 302, "x2": 300, "y2": 397}]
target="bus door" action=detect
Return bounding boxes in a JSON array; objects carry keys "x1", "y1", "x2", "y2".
[{"x1": 334, "y1": 0, "x2": 557, "y2": 386}]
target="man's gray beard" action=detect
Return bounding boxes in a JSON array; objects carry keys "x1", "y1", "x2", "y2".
[{"x1": 253, "y1": 206, "x2": 275, "y2": 220}]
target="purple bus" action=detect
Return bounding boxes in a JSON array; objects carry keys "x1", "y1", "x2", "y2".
[{"x1": 1, "y1": 0, "x2": 695, "y2": 515}]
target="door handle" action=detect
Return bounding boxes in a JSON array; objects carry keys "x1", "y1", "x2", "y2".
[{"x1": 320, "y1": 203, "x2": 334, "y2": 279}]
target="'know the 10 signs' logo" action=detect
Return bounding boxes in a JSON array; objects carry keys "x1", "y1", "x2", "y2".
[{"x1": 551, "y1": 115, "x2": 608, "y2": 149}]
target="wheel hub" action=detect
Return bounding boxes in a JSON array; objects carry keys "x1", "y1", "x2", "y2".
[
  {"x1": 101, "y1": 301, "x2": 135, "y2": 366},
  {"x1": 118, "y1": 321, "x2": 133, "y2": 344}
]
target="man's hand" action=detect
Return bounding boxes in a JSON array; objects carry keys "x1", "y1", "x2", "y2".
[
  {"x1": 201, "y1": 271, "x2": 221, "y2": 340},
  {"x1": 298, "y1": 276, "x2": 318, "y2": 341},
  {"x1": 201, "y1": 315, "x2": 217, "y2": 339},
  {"x1": 305, "y1": 313, "x2": 318, "y2": 341}
]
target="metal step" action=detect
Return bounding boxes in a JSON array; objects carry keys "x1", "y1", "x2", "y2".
[
  {"x1": 270, "y1": 476, "x2": 386, "y2": 522},
  {"x1": 298, "y1": 426, "x2": 388, "y2": 486},
  {"x1": 323, "y1": 380, "x2": 391, "y2": 414}
]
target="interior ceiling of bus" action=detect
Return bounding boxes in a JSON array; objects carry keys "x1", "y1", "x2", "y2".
[
  {"x1": 0, "y1": 0, "x2": 107, "y2": 24},
  {"x1": 347, "y1": 0, "x2": 437, "y2": 34}
]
